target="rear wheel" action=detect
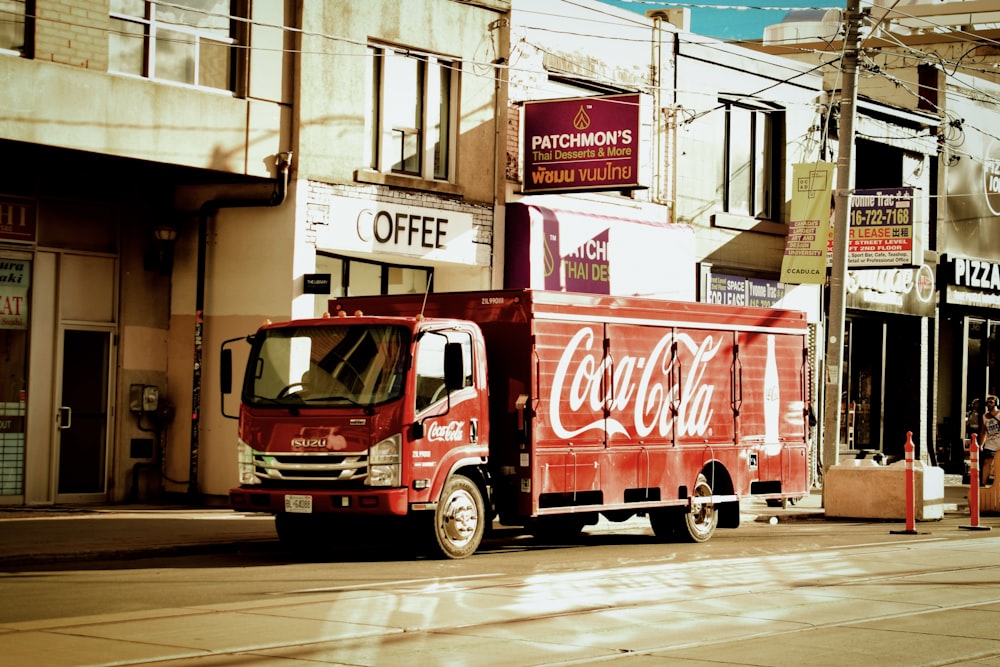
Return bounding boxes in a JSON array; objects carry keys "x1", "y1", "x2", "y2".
[
  {"x1": 649, "y1": 507, "x2": 680, "y2": 540},
  {"x1": 430, "y1": 475, "x2": 485, "y2": 559},
  {"x1": 680, "y1": 474, "x2": 718, "y2": 543}
]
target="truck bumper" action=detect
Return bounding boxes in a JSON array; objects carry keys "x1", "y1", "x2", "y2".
[{"x1": 229, "y1": 486, "x2": 410, "y2": 516}]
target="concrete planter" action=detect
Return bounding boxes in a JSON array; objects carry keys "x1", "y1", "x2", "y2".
[{"x1": 824, "y1": 461, "x2": 945, "y2": 521}]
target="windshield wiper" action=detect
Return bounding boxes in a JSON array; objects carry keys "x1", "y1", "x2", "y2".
[
  {"x1": 306, "y1": 394, "x2": 376, "y2": 413},
  {"x1": 251, "y1": 393, "x2": 306, "y2": 406}
]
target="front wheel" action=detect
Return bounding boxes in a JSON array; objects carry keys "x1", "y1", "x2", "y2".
[{"x1": 430, "y1": 475, "x2": 485, "y2": 559}]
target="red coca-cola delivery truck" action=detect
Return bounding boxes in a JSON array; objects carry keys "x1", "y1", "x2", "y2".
[{"x1": 223, "y1": 289, "x2": 809, "y2": 558}]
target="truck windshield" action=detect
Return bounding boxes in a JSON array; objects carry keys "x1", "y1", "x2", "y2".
[{"x1": 246, "y1": 325, "x2": 410, "y2": 408}]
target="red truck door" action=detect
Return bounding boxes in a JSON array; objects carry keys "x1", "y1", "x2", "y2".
[
  {"x1": 532, "y1": 319, "x2": 608, "y2": 506},
  {"x1": 736, "y1": 330, "x2": 807, "y2": 493}
]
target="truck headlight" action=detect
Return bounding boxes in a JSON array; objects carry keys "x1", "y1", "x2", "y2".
[
  {"x1": 368, "y1": 434, "x2": 401, "y2": 487},
  {"x1": 237, "y1": 438, "x2": 260, "y2": 485}
]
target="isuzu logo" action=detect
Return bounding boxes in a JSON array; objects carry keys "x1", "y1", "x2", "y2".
[{"x1": 291, "y1": 438, "x2": 327, "y2": 449}]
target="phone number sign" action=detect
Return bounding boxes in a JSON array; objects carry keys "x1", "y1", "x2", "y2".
[{"x1": 844, "y1": 187, "x2": 915, "y2": 267}]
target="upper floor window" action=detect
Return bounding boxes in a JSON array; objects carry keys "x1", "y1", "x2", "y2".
[
  {"x1": 723, "y1": 99, "x2": 783, "y2": 220},
  {"x1": 366, "y1": 44, "x2": 458, "y2": 181},
  {"x1": 0, "y1": 0, "x2": 29, "y2": 55},
  {"x1": 109, "y1": 0, "x2": 239, "y2": 91}
]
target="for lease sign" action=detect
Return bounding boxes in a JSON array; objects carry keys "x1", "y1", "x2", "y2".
[
  {"x1": 522, "y1": 94, "x2": 642, "y2": 194},
  {"x1": 845, "y1": 187, "x2": 915, "y2": 267}
]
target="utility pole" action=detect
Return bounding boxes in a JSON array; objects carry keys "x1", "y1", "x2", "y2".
[{"x1": 822, "y1": 0, "x2": 862, "y2": 489}]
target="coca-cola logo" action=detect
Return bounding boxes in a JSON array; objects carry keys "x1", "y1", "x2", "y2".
[
  {"x1": 427, "y1": 420, "x2": 465, "y2": 442},
  {"x1": 550, "y1": 327, "x2": 722, "y2": 440}
]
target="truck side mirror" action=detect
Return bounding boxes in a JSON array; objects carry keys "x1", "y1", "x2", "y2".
[
  {"x1": 220, "y1": 334, "x2": 252, "y2": 420},
  {"x1": 220, "y1": 348, "x2": 233, "y2": 395},
  {"x1": 444, "y1": 342, "x2": 464, "y2": 391}
]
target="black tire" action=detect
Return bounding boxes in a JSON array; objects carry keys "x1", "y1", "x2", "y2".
[
  {"x1": 649, "y1": 507, "x2": 680, "y2": 540},
  {"x1": 431, "y1": 475, "x2": 485, "y2": 559},
  {"x1": 274, "y1": 513, "x2": 316, "y2": 551},
  {"x1": 681, "y1": 474, "x2": 718, "y2": 543}
]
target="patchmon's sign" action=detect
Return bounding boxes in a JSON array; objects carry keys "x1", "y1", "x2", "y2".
[{"x1": 522, "y1": 94, "x2": 643, "y2": 194}]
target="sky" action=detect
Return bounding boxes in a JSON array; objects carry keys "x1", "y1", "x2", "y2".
[{"x1": 597, "y1": 0, "x2": 838, "y2": 41}]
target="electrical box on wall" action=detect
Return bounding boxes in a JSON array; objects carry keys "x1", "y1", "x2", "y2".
[{"x1": 129, "y1": 384, "x2": 159, "y2": 414}]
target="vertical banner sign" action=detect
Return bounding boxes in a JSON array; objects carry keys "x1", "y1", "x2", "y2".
[
  {"x1": 847, "y1": 187, "x2": 914, "y2": 267},
  {"x1": 781, "y1": 162, "x2": 834, "y2": 284},
  {"x1": 523, "y1": 94, "x2": 641, "y2": 194}
]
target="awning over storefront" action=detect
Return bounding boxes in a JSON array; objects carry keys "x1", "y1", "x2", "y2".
[{"x1": 505, "y1": 203, "x2": 695, "y2": 301}]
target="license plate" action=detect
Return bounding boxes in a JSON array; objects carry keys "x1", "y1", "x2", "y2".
[{"x1": 284, "y1": 494, "x2": 313, "y2": 513}]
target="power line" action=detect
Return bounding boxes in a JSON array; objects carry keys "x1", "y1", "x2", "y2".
[{"x1": 614, "y1": 1, "x2": 838, "y2": 11}]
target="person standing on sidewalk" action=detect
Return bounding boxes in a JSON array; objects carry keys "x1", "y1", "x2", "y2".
[{"x1": 980, "y1": 395, "x2": 1000, "y2": 486}]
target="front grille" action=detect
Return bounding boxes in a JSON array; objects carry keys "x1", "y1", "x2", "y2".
[{"x1": 253, "y1": 451, "x2": 368, "y2": 483}]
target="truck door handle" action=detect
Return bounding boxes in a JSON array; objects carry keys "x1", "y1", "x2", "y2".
[
  {"x1": 58, "y1": 406, "x2": 72, "y2": 430},
  {"x1": 470, "y1": 418, "x2": 478, "y2": 443}
]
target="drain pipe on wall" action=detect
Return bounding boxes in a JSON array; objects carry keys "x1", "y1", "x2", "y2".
[{"x1": 187, "y1": 151, "x2": 293, "y2": 498}]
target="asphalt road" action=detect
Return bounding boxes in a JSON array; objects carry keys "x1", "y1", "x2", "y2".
[{"x1": 3, "y1": 512, "x2": 1000, "y2": 666}]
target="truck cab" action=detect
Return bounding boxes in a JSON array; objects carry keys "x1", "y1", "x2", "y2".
[{"x1": 224, "y1": 312, "x2": 491, "y2": 559}]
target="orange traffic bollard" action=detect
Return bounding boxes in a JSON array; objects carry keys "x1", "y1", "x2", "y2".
[
  {"x1": 891, "y1": 432, "x2": 918, "y2": 535},
  {"x1": 961, "y1": 433, "x2": 991, "y2": 531}
]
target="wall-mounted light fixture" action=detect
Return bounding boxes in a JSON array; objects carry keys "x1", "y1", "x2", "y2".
[
  {"x1": 153, "y1": 225, "x2": 178, "y2": 243},
  {"x1": 145, "y1": 224, "x2": 178, "y2": 276}
]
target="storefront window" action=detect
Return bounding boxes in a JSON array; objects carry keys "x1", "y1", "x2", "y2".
[
  {"x1": 313, "y1": 252, "x2": 433, "y2": 316},
  {"x1": 0, "y1": 256, "x2": 29, "y2": 496},
  {"x1": 965, "y1": 318, "x2": 1000, "y2": 420}
]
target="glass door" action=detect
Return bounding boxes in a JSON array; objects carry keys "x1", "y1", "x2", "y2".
[
  {"x1": 56, "y1": 328, "x2": 112, "y2": 499},
  {"x1": 965, "y1": 317, "x2": 1000, "y2": 443},
  {"x1": 840, "y1": 317, "x2": 886, "y2": 452}
]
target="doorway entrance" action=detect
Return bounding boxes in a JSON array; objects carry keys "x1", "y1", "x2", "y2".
[
  {"x1": 32, "y1": 249, "x2": 118, "y2": 505},
  {"x1": 56, "y1": 328, "x2": 113, "y2": 498},
  {"x1": 966, "y1": 317, "x2": 1000, "y2": 406},
  {"x1": 840, "y1": 317, "x2": 886, "y2": 453}
]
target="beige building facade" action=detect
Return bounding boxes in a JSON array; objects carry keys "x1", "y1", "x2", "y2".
[
  {"x1": 10, "y1": 0, "x2": 959, "y2": 506},
  {"x1": 0, "y1": 0, "x2": 507, "y2": 504},
  {"x1": 753, "y1": 1, "x2": 1000, "y2": 468}
]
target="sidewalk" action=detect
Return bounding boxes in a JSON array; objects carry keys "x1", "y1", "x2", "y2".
[
  {"x1": 0, "y1": 485, "x2": 974, "y2": 567},
  {"x1": 0, "y1": 505, "x2": 279, "y2": 567}
]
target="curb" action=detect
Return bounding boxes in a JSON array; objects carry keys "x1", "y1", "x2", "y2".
[{"x1": 0, "y1": 538, "x2": 280, "y2": 569}]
